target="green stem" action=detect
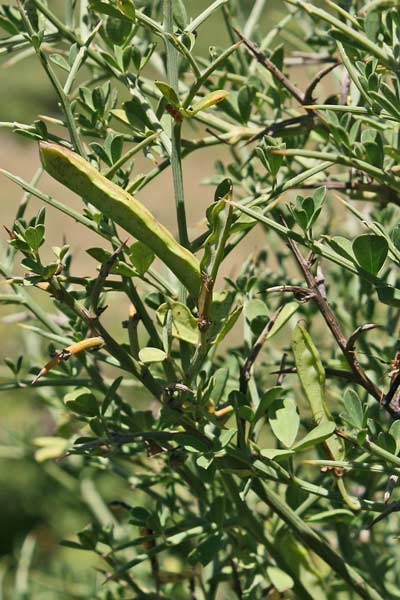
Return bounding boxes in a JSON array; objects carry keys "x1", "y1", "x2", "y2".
[
  {"x1": 340, "y1": 431, "x2": 400, "y2": 468},
  {"x1": 336, "y1": 42, "x2": 372, "y2": 106},
  {"x1": 252, "y1": 479, "x2": 382, "y2": 600},
  {"x1": 284, "y1": 0, "x2": 394, "y2": 68},
  {"x1": 304, "y1": 458, "x2": 400, "y2": 474},
  {"x1": 184, "y1": 42, "x2": 241, "y2": 108},
  {"x1": 17, "y1": 1, "x2": 85, "y2": 157},
  {"x1": 104, "y1": 132, "x2": 159, "y2": 179},
  {"x1": 124, "y1": 279, "x2": 177, "y2": 383},
  {"x1": 274, "y1": 148, "x2": 400, "y2": 195},
  {"x1": 164, "y1": 0, "x2": 189, "y2": 249},
  {"x1": 243, "y1": 0, "x2": 266, "y2": 38},
  {"x1": 0, "y1": 378, "x2": 92, "y2": 391},
  {"x1": 185, "y1": 0, "x2": 229, "y2": 34}
]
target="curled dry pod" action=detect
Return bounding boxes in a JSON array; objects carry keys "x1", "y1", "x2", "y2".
[{"x1": 39, "y1": 142, "x2": 201, "y2": 296}]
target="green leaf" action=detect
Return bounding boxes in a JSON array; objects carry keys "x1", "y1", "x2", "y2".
[
  {"x1": 219, "y1": 428, "x2": 237, "y2": 448},
  {"x1": 116, "y1": 0, "x2": 136, "y2": 21},
  {"x1": 172, "y1": 0, "x2": 187, "y2": 29},
  {"x1": 157, "y1": 302, "x2": 198, "y2": 345},
  {"x1": 89, "y1": 0, "x2": 132, "y2": 20},
  {"x1": 292, "y1": 323, "x2": 325, "y2": 419},
  {"x1": 307, "y1": 509, "x2": 353, "y2": 523},
  {"x1": 49, "y1": 54, "x2": 70, "y2": 72},
  {"x1": 391, "y1": 224, "x2": 400, "y2": 250},
  {"x1": 110, "y1": 108, "x2": 130, "y2": 125},
  {"x1": 364, "y1": 10, "x2": 380, "y2": 41},
  {"x1": 292, "y1": 421, "x2": 336, "y2": 452},
  {"x1": 377, "y1": 432, "x2": 396, "y2": 455},
  {"x1": 269, "y1": 398, "x2": 300, "y2": 448},
  {"x1": 130, "y1": 507, "x2": 151, "y2": 525},
  {"x1": 289, "y1": 189, "x2": 326, "y2": 232},
  {"x1": 389, "y1": 420, "x2": 400, "y2": 454},
  {"x1": 237, "y1": 405, "x2": 255, "y2": 422},
  {"x1": 201, "y1": 187, "x2": 233, "y2": 280},
  {"x1": 25, "y1": 225, "x2": 45, "y2": 251},
  {"x1": 377, "y1": 285, "x2": 400, "y2": 308},
  {"x1": 267, "y1": 566, "x2": 294, "y2": 593},
  {"x1": 87, "y1": 246, "x2": 117, "y2": 262},
  {"x1": 155, "y1": 81, "x2": 180, "y2": 107},
  {"x1": 325, "y1": 235, "x2": 356, "y2": 261},
  {"x1": 341, "y1": 388, "x2": 365, "y2": 429},
  {"x1": 101, "y1": 376, "x2": 123, "y2": 416},
  {"x1": 128, "y1": 241, "x2": 154, "y2": 275},
  {"x1": 60, "y1": 540, "x2": 88, "y2": 551},
  {"x1": 260, "y1": 448, "x2": 294, "y2": 460},
  {"x1": 178, "y1": 434, "x2": 210, "y2": 452},
  {"x1": 212, "y1": 304, "x2": 242, "y2": 345},
  {"x1": 245, "y1": 299, "x2": 268, "y2": 323},
  {"x1": 65, "y1": 388, "x2": 99, "y2": 417},
  {"x1": 254, "y1": 387, "x2": 284, "y2": 422},
  {"x1": 292, "y1": 322, "x2": 344, "y2": 459},
  {"x1": 196, "y1": 455, "x2": 214, "y2": 469},
  {"x1": 123, "y1": 99, "x2": 151, "y2": 131},
  {"x1": 369, "y1": 90, "x2": 400, "y2": 121},
  {"x1": 352, "y1": 234, "x2": 388, "y2": 274},
  {"x1": 255, "y1": 136, "x2": 285, "y2": 183},
  {"x1": 112, "y1": 261, "x2": 137, "y2": 277},
  {"x1": 0, "y1": 15, "x2": 19, "y2": 36},
  {"x1": 237, "y1": 85, "x2": 256, "y2": 123},
  {"x1": 210, "y1": 368, "x2": 229, "y2": 404},
  {"x1": 266, "y1": 302, "x2": 299, "y2": 340},
  {"x1": 139, "y1": 347, "x2": 167, "y2": 363},
  {"x1": 206, "y1": 496, "x2": 225, "y2": 527},
  {"x1": 188, "y1": 533, "x2": 223, "y2": 566},
  {"x1": 42, "y1": 263, "x2": 60, "y2": 279}
]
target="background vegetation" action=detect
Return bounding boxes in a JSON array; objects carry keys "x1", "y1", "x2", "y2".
[{"x1": 2, "y1": 1, "x2": 400, "y2": 598}]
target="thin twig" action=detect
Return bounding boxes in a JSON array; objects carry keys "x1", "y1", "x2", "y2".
[
  {"x1": 245, "y1": 114, "x2": 313, "y2": 145},
  {"x1": 368, "y1": 500, "x2": 400, "y2": 529},
  {"x1": 284, "y1": 230, "x2": 390, "y2": 413},
  {"x1": 346, "y1": 324, "x2": 382, "y2": 353},
  {"x1": 271, "y1": 366, "x2": 354, "y2": 381},
  {"x1": 265, "y1": 285, "x2": 315, "y2": 300},
  {"x1": 89, "y1": 238, "x2": 129, "y2": 312},
  {"x1": 303, "y1": 62, "x2": 339, "y2": 104},
  {"x1": 233, "y1": 27, "x2": 306, "y2": 105},
  {"x1": 276, "y1": 352, "x2": 288, "y2": 385},
  {"x1": 240, "y1": 307, "x2": 282, "y2": 394},
  {"x1": 285, "y1": 52, "x2": 338, "y2": 66},
  {"x1": 315, "y1": 264, "x2": 327, "y2": 299}
]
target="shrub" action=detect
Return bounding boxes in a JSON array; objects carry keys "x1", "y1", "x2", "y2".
[{"x1": 1, "y1": 1, "x2": 400, "y2": 598}]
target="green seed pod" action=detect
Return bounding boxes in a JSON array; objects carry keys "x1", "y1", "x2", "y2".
[{"x1": 39, "y1": 142, "x2": 200, "y2": 296}]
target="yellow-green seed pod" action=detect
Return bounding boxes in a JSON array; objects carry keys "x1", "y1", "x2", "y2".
[{"x1": 39, "y1": 142, "x2": 200, "y2": 296}]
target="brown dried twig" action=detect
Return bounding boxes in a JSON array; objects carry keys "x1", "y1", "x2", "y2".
[
  {"x1": 284, "y1": 232, "x2": 399, "y2": 416},
  {"x1": 89, "y1": 238, "x2": 129, "y2": 312},
  {"x1": 233, "y1": 27, "x2": 305, "y2": 105},
  {"x1": 303, "y1": 62, "x2": 339, "y2": 104},
  {"x1": 240, "y1": 307, "x2": 282, "y2": 395}
]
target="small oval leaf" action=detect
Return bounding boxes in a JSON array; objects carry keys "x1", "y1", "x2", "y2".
[
  {"x1": 139, "y1": 347, "x2": 167, "y2": 363},
  {"x1": 352, "y1": 234, "x2": 388, "y2": 274},
  {"x1": 292, "y1": 421, "x2": 336, "y2": 452},
  {"x1": 269, "y1": 398, "x2": 300, "y2": 448}
]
